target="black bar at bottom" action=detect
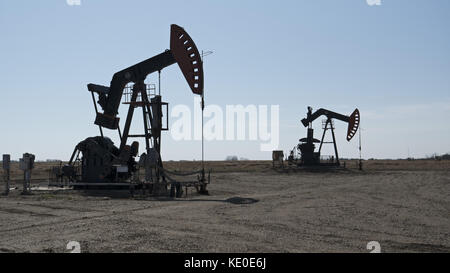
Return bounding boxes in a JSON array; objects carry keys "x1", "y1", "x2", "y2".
[{"x1": 2, "y1": 253, "x2": 446, "y2": 272}]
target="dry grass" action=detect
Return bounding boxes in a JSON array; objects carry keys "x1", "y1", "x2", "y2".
[
  {"x1": 167, "y1": 159, "x2": 450, "y2": 172},
  {"x1": 0, "y1": 163, "x2": 449, "y2": 252},
  {"x1": 1, "y1": 159, "x2": 450, "y2": 182}
]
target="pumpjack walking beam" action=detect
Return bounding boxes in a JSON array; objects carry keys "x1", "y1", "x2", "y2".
[
  {"x1": 301, "y1": 108, "x2": 360, "y2": 142},
  {"x1": 89, "y1": 24, "x2": 204, "y2": 130}
]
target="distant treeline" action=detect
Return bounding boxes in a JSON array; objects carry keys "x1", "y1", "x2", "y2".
[
  {"x1": 1, "y1": 154, "x2": 449, "y2": 163},
  {"x1": 424, "y1": 153, "x2": 450, "y2": 160},
  {"x1": 225, "y1": 156, "x2": 249, "y2": 161},
  {"x1": 340, "y1": 153, "x2": 450, "y2": 161}
]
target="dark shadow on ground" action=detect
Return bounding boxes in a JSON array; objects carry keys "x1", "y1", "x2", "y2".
[
  {"x1": 271, "y1": 165, "x2": 359, "y2": 174},
  {"x1": 135, "y1": 196, "x2": 259, "y2": 205},
  {"x1": 74, "y1": 190, "x2": 259, "y2": 205}
]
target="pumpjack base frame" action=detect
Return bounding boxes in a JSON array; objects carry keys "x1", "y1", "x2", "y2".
[
  {"x1": 69, "y1": 172, "x2": 210, "y2": 197},
  {"x1": 287, "y1": 160, "x2": 342, "y2": 169}
]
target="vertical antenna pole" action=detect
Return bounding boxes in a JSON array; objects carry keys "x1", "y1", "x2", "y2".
[
  {"x1": 359, "y1": 126, "x2": 362, "y2": 170},
  {"x1": 201, "y1": 92, "x2": 205, "y2": 169},
  {"x1": 199, "y1": 49, "x2": 213, "y2": 189},
  {"x1": 201, "y1": 51, "x2": 205, "y2": 173}
]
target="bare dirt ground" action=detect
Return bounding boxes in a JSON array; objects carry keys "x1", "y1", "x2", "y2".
[{"x1": 0, "y1": 160, "x2": 449, "y2": 253}]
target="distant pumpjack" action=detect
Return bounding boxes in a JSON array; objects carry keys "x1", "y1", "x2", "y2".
[{"x1": 289, "y1": 107, "x2": 360, "y2": 166}]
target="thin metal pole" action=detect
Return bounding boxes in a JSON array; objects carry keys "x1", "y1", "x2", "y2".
[
  {"x1": 359, "y1": 126, "x2": 362, "y2": 170},
  {"x1": 158, "y1": 70, "x2": 161, "y2": 96},
  {"x1": 201, "y1": 93, "x2": 204, "y2": 170},
  {"x1": 201, "y1": 51, "x2": 205, "y2": 172},
  {"x1": 359, "y1": 127, "x2": 362, "y2": 159},
  {"x1": 199, "y1": 50, "x2": 213, "y2": 183}
]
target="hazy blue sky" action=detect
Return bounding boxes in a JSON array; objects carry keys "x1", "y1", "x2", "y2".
[{"x1": 1, "y1": 0, "x2": 449, "y2": 161}]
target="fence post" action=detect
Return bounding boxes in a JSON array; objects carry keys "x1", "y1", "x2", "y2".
[
  {"x1": 19, "y1": 153, "x2": 35, "y2": 195},
  {"x1": 2, "y1": 154, "x2": 10, "y2": 195}
]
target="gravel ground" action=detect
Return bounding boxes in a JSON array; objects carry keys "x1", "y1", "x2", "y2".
[{"x1": 0, "y1": 168, "x2": 449, "y2": 253}]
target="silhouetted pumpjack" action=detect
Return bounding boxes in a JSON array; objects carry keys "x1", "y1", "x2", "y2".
[
  {"x1": 63, "y1": 25, "x2": 209, "y2": 195},
  {"x1": 290, "y1": 107, "x2": 360, "y2": 166}
]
